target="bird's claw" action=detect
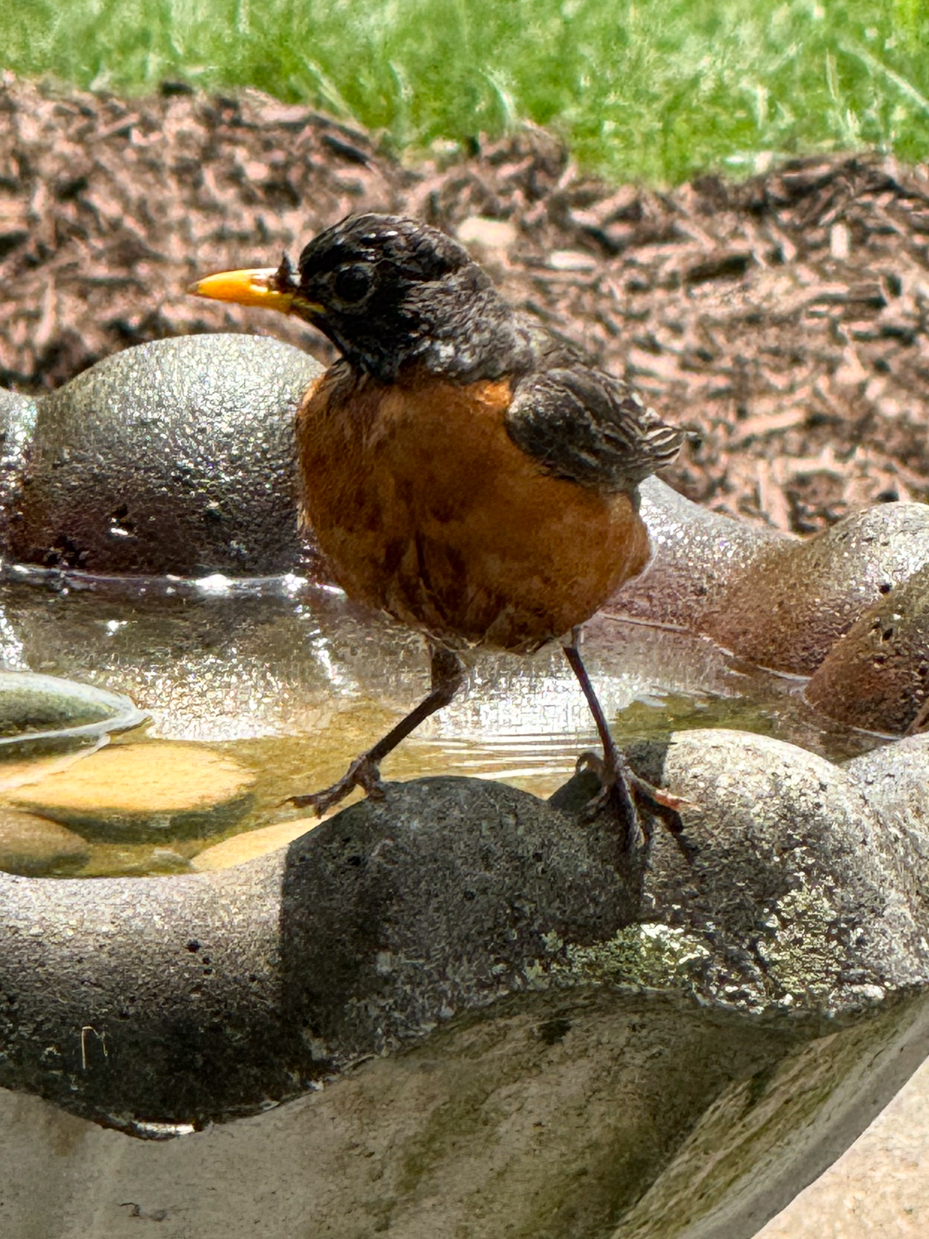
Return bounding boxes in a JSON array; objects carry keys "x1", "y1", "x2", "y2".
[
  {"x1": 575, "y1": 748, "x2": 690, "y2": 849},
  {"x1": 575, "y1": 750, "x2": 607, "y2": 780},
  {"x1": 289, "y1": 753, "x2": 386, "y2": 816},
  {"x1": 575, "y1": 750, "x2": 642, "y2": 846}
]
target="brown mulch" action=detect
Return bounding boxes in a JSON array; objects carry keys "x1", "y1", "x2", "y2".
[{"x1": 3, "y1": 73, "x2": 929, "y2": 535}]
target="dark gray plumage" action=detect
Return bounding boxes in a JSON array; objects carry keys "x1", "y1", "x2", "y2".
[{"x1": 281, "y1": 212, "x2": 683, "y2": 490}]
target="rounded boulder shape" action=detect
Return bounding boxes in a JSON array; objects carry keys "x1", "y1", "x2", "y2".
[
  {"x1": 699, "y1": 503, "x2": 929, "y2": 675},
  {"x1": 1, "y1": 748, "x2": 929, "y2": 1239},
  {"x1": 805, "y1": 561, "x2": 929, "y2": 734},
  {"x1": 7, "y1": 334, "x2": 321, "y2": 576}
]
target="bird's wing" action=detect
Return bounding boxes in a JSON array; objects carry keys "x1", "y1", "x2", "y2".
[{"x1": 504, "y1": 361, "x2": 683, "y2": 492}]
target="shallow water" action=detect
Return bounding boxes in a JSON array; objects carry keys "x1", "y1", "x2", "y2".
[{"x1": 0, "y1": 574, "x2": 885, "y2": 878}]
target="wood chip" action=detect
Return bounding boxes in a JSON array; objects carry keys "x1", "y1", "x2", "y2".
[{"x1": 1, "y1": 78, "x2": 929, "y2": 533}]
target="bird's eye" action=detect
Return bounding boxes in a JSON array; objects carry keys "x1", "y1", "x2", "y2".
[{"x1": 333, "y1": 263, "x2": 374, "y2": 304}]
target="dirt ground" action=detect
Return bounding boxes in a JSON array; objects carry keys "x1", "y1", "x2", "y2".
[{"x1": 2, "y1": 72, "x2": 929, "y2": 535}]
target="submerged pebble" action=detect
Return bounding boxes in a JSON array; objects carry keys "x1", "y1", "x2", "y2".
[
  {"x1": 0, "y1": 806, "x2": 89, "y2": 875},
  {"x1": 191, "y1": 813, "x2": 325, "y2": 871},
  {"x1": 9, "y1": 741, "x2": 255, "y2": 841}
]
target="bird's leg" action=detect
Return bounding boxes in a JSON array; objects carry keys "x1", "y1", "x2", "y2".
[
  {"x1": 290, "y1": 643, "x2": 466, "y2": 816},
  {"x1": 562, "y1": 632, "x2": 685, "y2": 848}
]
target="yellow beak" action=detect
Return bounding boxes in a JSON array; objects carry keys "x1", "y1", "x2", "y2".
[{"x1": 188, "y1": 266, "x2": 318, "y2": 316}]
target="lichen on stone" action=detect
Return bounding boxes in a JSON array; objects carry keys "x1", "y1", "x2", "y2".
[
  {"x1": 756, "y1": 884, "x2": 855, "y2": 1008},
  {"x1": 558, "y1": 922, "x2": 713, "y2": 992}
]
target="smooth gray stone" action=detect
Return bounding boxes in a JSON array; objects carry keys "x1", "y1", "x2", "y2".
[
  {"x1": 7, "y1": 334, "x2": 321, "y2": 576},
  {"x1": 806, "y1": 560, "x2": 929, "y2": 733}
]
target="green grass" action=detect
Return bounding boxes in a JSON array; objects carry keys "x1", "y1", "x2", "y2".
[{"x1": 4, "y1": 0, "x2": 929, "y2": 182}]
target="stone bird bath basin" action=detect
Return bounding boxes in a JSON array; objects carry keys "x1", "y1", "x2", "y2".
[{"x1": 0, "y1": 335, "x2": 928, "y2": 1238}]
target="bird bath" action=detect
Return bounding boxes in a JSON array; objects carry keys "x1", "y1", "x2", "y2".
[
  {"x1": 1, "y1": 334, "x2": 929, "y2": 1239},
  {"x1": 0, "y1": 570, "x2": 881, "y2": 879}
]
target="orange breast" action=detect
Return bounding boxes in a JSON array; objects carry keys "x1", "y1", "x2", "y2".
[{"x1": 296, "y1": 366, "x2": 650, "y2": 652}]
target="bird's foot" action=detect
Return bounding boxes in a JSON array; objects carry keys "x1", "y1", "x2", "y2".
[
  {"x1": 289, "y1": 752, "x2": 386, "y2": 816},
  {"x1": 575, "y1": 750, "x2": 641, "y2": 845},
  {"x1": 575, "y1": 749, "x2": 688, "y2": 850}
]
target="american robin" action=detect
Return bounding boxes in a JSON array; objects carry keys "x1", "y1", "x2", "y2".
[{"x1": 190, "y1": 214, "x2": 684, "y2": 841}]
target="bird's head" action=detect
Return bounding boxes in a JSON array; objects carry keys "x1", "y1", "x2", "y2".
[{"x1": 189, "y1": 214, "x2": 507, "y2": 381}]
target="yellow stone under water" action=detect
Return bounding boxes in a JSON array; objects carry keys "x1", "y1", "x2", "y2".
[
  {"x1": 0, "y1": 746, "x2": 104, "y2": 793},
  {"x1": 8, "y1": 741, "x2": 255, "y2": 839},
  {"x1": 191, "y1": 813, "x2": 327, "y2": 871},
  {"x1": 0, "y1": 806, "x2": 90, "y2": 876},
  {"x1": 0, "y1": 636, "x2": 880, "y2": 878}
]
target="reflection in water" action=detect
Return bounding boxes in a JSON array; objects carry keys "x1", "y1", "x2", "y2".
[{"x1": 0, "y1": 573, "x2": 885, "y2": 877}]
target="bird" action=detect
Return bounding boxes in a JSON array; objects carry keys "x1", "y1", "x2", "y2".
[{"x1": 190, "y1": 213, "x2": 685, "y2": 843}]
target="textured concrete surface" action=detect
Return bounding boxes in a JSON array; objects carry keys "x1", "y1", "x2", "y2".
[
  {"x1": 807, "y1": 560, "x2": 929, "y2": 734},
  {"x1": 2, "y1": 745, "x2": 929, "y2": 1236},
  {"x1": 0, "y1": 992, "x2": 819, "y2": 1239},
  {"x1": 4, "y1": 334, "x2": 320, "y2": 576},
  {"x1": 759, "y1": 1053, "x2": 929, "y2": 1237},
  {"x1": 0, "y1": 1002, "x2": 927, "y2": 1239},
  {"x1": 5, "y1": 736, "x2": 929, "y2": 1130}
]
